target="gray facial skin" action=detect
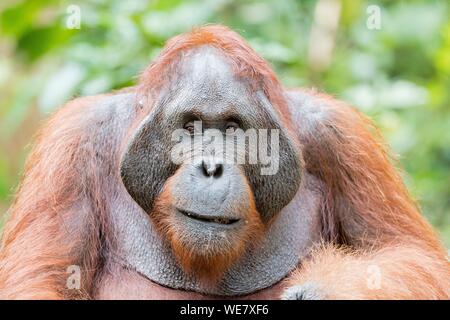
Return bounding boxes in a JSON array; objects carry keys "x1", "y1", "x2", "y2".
[
  {"x1": 120, "y1": 47, "x2": 301, "y2": 222},
  {"x1": 114, "y1": 46, "x2": 312, "y2": 295}
]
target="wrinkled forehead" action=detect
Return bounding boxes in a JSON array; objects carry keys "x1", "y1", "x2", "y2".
[{"x1": 159, "y1": 46, "x2": 259, "y2": 120}]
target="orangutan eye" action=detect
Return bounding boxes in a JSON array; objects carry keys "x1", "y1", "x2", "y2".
[
  {"x1": 225, "y1": 121, "x2": 240, "y2": 134},
  {"x1": 184, "y1": 121, "x2": 195, "y2": 135}
]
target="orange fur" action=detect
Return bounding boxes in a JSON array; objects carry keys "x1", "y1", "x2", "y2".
[
  {"x1": 283, "y1": 89, "x2": 450, "y2": 299},
  {"x1": 286, "y1": 243, "x2": 450, "y2": 299},
  {"x1": 0, "y1": 96, "x2": 110, "y2": 299},
  {"x1": 298, "y1": 90, "x2": 444, "y2": 248}
]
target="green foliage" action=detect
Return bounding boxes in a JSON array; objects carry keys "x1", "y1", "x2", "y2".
[{"x1": 0, "y1": 0, "x2": 449, "y2": 245}]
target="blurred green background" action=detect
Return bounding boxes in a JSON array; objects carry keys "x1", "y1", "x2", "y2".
[{"x1": 0, "y1": 0, "x2": 449, "y2": 246}]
